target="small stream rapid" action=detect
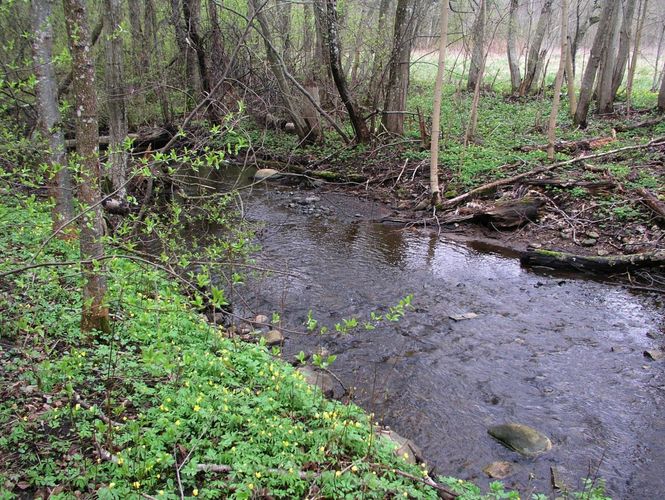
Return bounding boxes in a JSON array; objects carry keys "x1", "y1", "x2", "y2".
[{"x1": 201, "y1": 167, "x2": 665, "y2": 497}]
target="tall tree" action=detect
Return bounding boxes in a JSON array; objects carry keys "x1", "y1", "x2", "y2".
[
  {"x1": 383, "y1": 0, "x2": 414, "y2": 135},
  {"x1": 63, "y1": 0, "x2": 111, "y2": 333},
  {"x1": 625, "y1": 0, "x2": 648, "y2": 109},
  {"x1": 574, "y1": 0, "x2": 620, "y2": 127},
  {"x1": 506, "y1": 0, "x2": 521, "y2": 93},
  {"x1": 595, "y1": 0, "x2": 622, "y2": 114},
  {"x1": 547, "y1": 0, "x2": 569, "y2": 160},
  {"x1": 467, "y1": 0, "x2": 486, "y2": 92},
  {"x1": 519, "y1": 0, "x2": 554, "y2": 95},
  {"x1": 320, "y1": 0, "x2": 370, "y2": 143},
  {"x1": 104, "y1": 0, "x2": 128, "y2": 200},
  {"x1": 610, "y1": 0, "x2": 637, "y2": 98},
  {"x1": 659, "y1": 64, "x2": 665, "y2": 112},
  {"x1": 429, "y1": 0, "x2": 449, "y2": 206},
  {"x1": 31, "y1": 0, "x2": 74, "y2": 235}
]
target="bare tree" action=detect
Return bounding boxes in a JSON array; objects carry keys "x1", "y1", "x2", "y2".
[
  {"x1": 104, "y1": 0, "x2": 128, "y2": 200},
  {"x1": 467, "y1": 0, "x2": 486, "y2": 92},
  {"x1": 506, "y1": 0, "x2": 521, "y2": 93},
  {"x1": 610, "y1": 0, "x2": 637, "y2": 98},
  {"x1": 430, "y1": 0, "x2": 449, "y2": 206},
  {"x1": 625, "y1": 0, "x2": 648, "y2": 110},
  {"x1": 320, "y1": 0, "x2": 370, "y2": 143},
  {"x1": 519, "y1": 0, "x2": 554, "y2": 95},
  {"x1": 574, "y1": 0, "x2": 620, "y2": 127},
  {"x1": 547, "y1": 0, "x2": 569, "y2": 160},
  {"x1": 63, "y1": 0, "x2": 111, "y2": 334},
  {"x1": 31, "y1": 0, "x2": 74, "y2": 235},
  {"x1": 595, "y1": 0, "x2": 622, "y2": 114},
  {"x1": 659, "y1": 64, "x2": 665, "y2": 112}
]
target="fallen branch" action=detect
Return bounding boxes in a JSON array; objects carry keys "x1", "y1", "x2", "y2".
[
  {"x1": 522, "y1": 179, "x2": 615, "y2": 190},
  {"x1": 441, "y1": 136, "x2": 665, "y2": 209},
  {"x1": 519, "y1": 132, "x2": 617, "y2": 153},
  {"x1": 615, "y1": 116, "x2": 665, "y2": 132},
  {"x1": 636, "y1": 188, "x2": 665, "y2": 222},
  {"x1": 520, "y1": 248, "x2": 665, "y2": 273}
]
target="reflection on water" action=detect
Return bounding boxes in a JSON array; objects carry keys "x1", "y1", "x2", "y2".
[{"x1": 205, "y1": 166, "x2": 664, "y2": 498}]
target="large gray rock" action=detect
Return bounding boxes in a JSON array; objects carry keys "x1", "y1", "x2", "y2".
[
  {"x1": 377, "y1": 428, "x2": 422, "y2": 464},
  {"x1": 297, "y1": 366, "x2": 334, "y2": 397},
  {"x1": 254, "y1": 168, "x2": 281, "y2": 181},
  {"x1": 488, "y1": 423, "x2": 552, "y2": 457}
]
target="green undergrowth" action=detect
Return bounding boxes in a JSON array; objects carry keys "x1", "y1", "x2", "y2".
[{"x1": 0, "y1": 198, "x2": 445, "y2": 499}]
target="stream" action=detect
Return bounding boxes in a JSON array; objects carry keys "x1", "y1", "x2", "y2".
[{"x1": 201, "y1": 166, "x2": 665, "y2": 498}]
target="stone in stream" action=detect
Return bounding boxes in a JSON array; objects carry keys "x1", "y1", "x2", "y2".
[
  {"x1": 254, "y1": 168, "x2": 281, "y2": 181},
  {"x1": 262, "y1": 329, "x2": 284, "y2": 346},
  {"x1": 297, "y1": 365, "x2": 334, "y2": 397},
  {"x1": 644, "y1": 349, "x2": 665, "y2": 361},
  {"x1": 488, "y1": 423, "x2": 552, "y2": 457},
  {"x1": 377, "y1": 428, "x2": 423, "y2": 465},
  {"x1": 253, "y1": 314, "x2": 269, "y2": 325},
  {"x1": 483, "y1": 461, "x2": 514, "y2": 479}
]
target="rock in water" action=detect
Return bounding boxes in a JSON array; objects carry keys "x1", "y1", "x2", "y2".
[
  {"x1": 377, "y1": 428, "x2": 422, "y2": 464},
  {"x1": 488, "y1": 423, "x2": 552, "y2": 457},
  {"x1": 254, "y1": 168, "x2": 281, "y2": 181},
  {"x1": 483, "y1": 461, "x2": 513, "y2": 479}
]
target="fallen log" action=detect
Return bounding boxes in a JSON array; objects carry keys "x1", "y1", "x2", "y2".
[
  {"x1": 615, "y1": 116, "x2": 665, "y2": 132},
  {"x1": 636, "y1": 188, "x2": 665, "y2": 222},
  {"x1": 518, "y1": 132, "x2": 616, "y2": 154},
  {"x1": 520, "y1": 248, "x2": 665, "y2": 273},
  {"x1": 456, "y1": 196, "x2": 543, "y2": 229},
  {"x1": 64, "y1": 127, "x2": 176, "y2": 152},
  {"x1": 441, "y1": 135, "x2": 665, "y2": 209}
]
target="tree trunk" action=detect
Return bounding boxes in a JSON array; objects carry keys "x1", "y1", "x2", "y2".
[
  {"x1": 519, "y1": 0, "x2": 553, "y2": 96},
  {"x1": 570, "y1": 0, "x2": 600, "y2": 75},
  {"x1": 251, "y1": 0, "x2": 319, "y2": 143},
  {"x1": 507, "y1": 0, "x2": 521, "y2": 93},
  {"x1": 126, "y1": 0, "x2": 146, "y2": 69},
  {"x1": 145, "y1": 0, "x2": 171, "y2": 124},
  {"x1": 383, "y1": 0, "x2": 413, "y2": 135},
  {"x1": 31, "y1": 0, "x2": 74, "y2": 235},
  {"x1": 182, "y1": 0, "x2": 211, "y2": 97},
  {"x1": 596, "y1": 1, "x2": 622, "y2": 114},
  {"x1": 574, "y1": 0, "x2": 620, "y2": 127},
  {"x1": 625, "y1": 0, "x2": 648, "y2": 109},
  {"x1": 366, "y1": 0, "x2": 393, "y2": 131},
  {"x1": 547, "y1": 0, "x2": 569, "y2": 160},
  {"x1": 321, "y1": 0, "x2": 370, "y2": 143},
  {"x1": 565, "y1": 39, "x2": 577, "y2": 116},
  {"x1": 610, "y1": 0, "x2": 637, "y2": 98},
  {"x1": 62, "y1": 0, "x2": 111, "y2": 334},
  {"x1": 651, "y1": 22, "x2": 665, "y2": 91},
  {"x1": 467, "y1": 0, "x2": 485, "y2": 92},
  {"x1": 171, "y1": 0, "x2": 199, "y2": 97},
  {"x1": 429, "y1": 0, "x2": 449, "y2": 206},
  {"x1": 659, "y1": 62, "x2": 665, "y2": 111},
  {"x1": 104, "y1": 0, "x2": 129, "y2": 200}
]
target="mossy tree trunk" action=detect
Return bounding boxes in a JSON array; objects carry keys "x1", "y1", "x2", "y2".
[{"x1": 63, "y1": 0, "x2": 111, "y2": 334}]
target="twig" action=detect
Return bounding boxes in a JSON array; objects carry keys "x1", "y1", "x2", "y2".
[{"x1": 373, "y1": 464, "x2": 458, "y2": 499}]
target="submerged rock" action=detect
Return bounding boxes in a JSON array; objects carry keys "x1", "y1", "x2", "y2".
[
  {"x1": 297, "y1": 366, "x2": 334, "y2": 397},
  {"x1": 377, "y1": 428, "x2": 422, "y2": 464},
  {"x1": 254, "y1": 168, "x2": 281, "y2": 181},
  {"x1": 483, "y1": 461, "x2": 513, "y2": 479},
  {"x1": 488, "y1": 423, "x2": 552, "y2": 457}
]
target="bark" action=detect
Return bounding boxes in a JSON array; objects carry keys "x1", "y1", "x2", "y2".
[
  {"x1": 32, "y1": 0, "x2": 75, "y2": 235},
  {"x1": 62, "y1": 0, "x2": 111, "y2": 334},
  {"x1": 519, "y1": 0, "x2": 553, "y2": 95},
  {"x1": 565, "y1": 40, "x2": 577, "y2": 115},
  {"x1": 171, "y1": 0, "x2": 199, "y2": 96},
  {"x1": 276, "y1": 0, "x2": 293, "y2": 64},
  {"x1": 507, "y1": 0, "x2": 521, "y2": 93},
  {"x1": 383, "y1": 0, "x2": 413, "y2": 135},
  {"x1": 126, "y1": 0, "x2": 146, "y2": 70},
  {"x1": 610, "y1": 0, "x2": 637, "y2": 98},
  {"x1": 104, "y1": 0, "x2": 129, "y2": 200},
  {"x1": 595, "y1": 1, "x2": 622, "y2": 114},
  {"x1": 573, "y1": 0, "x2": 620, "y2": 127},
  {"x1": 429, "y1": 0, "x2": 449, "y2": 206},
  {"x1": 570, "y1": 0, "x2": 600, "y2": 74},
  {"x1": 57, "y1": 16, "x2": 103, "y2": 99},
  {"x1": 547, "y1": 0, "x2": 569, "y2": 160},
  {"x1": 467, "y1": 0, "x2": 485, "y2": 92},
  {"x1": 320, "y1": 0, "x2": 370, "y2": 143},
  {"x1": 520, "y1": 248, "x2": 665, "y2": 273},
  {"x1": 182, "y1": 0, "x2": 211, "y2": 96},
  {"x1": 207, "y1": 0, "x2": 225, "y2": 85},
  {"x1": 366, "y1": 0, "x2": 393, "y2": 130},
  {"x1": 625, "y1": 0, "x2": 648, "y2": 109}
]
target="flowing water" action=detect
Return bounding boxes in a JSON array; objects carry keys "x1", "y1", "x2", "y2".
[{"x1": 204, "y1": 166, "x2": 665, "y2": 498}]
